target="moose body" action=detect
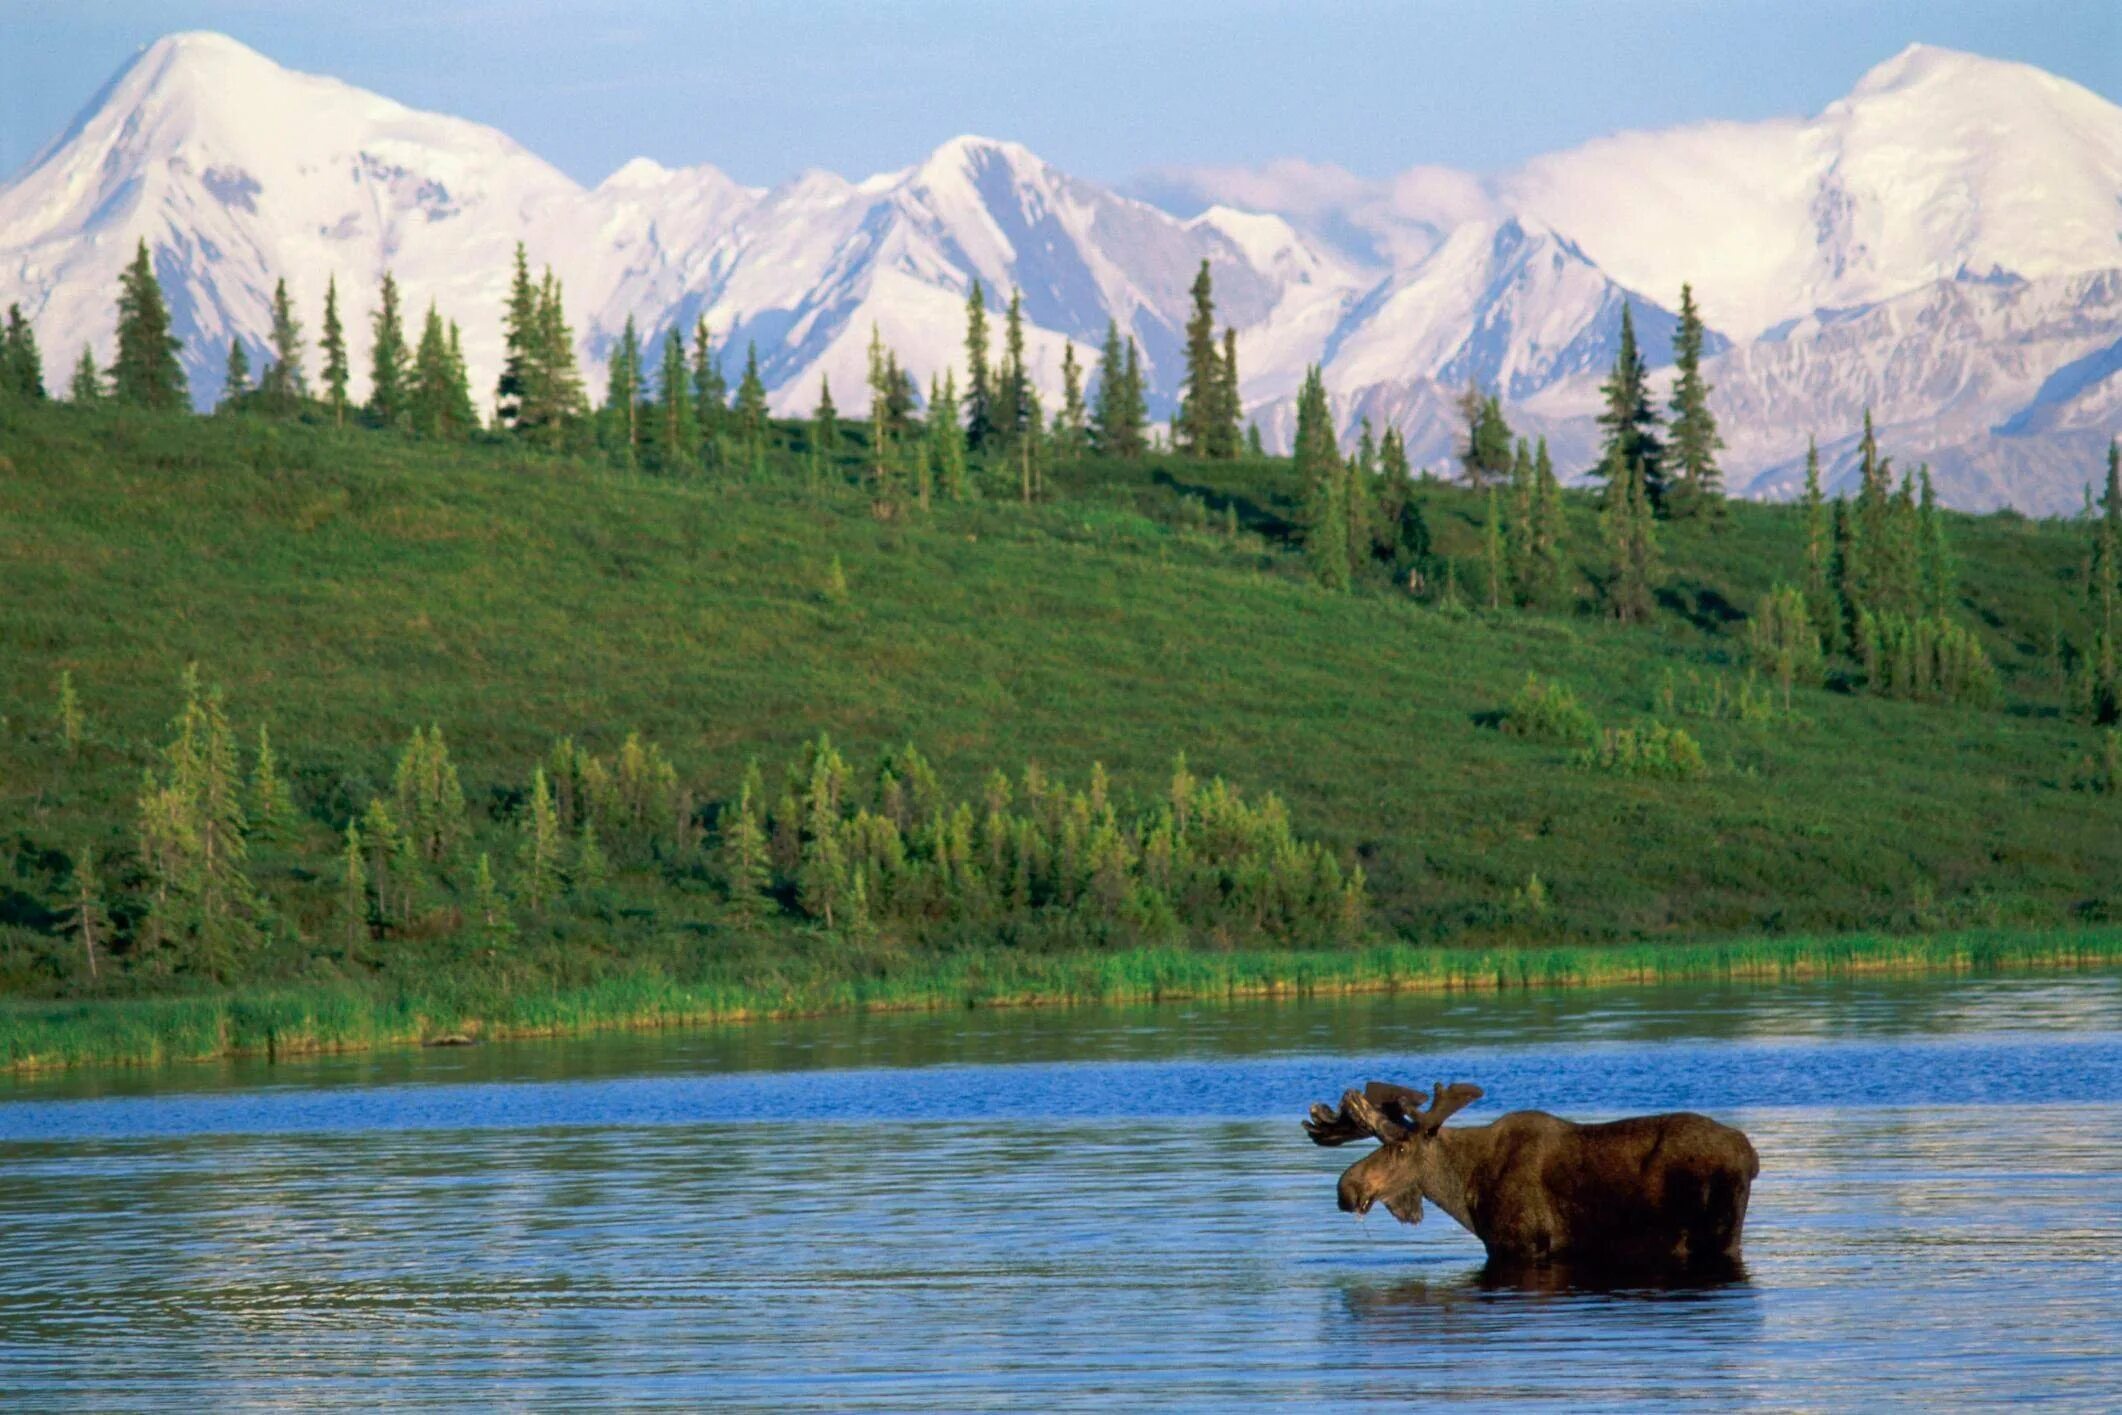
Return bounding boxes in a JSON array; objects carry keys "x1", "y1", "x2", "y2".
[{"x1": 1306, "y1": 1081, "x2": 1758, "y2": 1271}]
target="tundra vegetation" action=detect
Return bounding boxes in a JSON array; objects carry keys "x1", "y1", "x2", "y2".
[{"x1": 1, "y1": 252, "x2": 2120, "y2": 1069}]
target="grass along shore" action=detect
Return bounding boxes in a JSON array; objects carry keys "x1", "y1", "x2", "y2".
[{"x1": 4, "y1": 927, "x2": 2116, "y2": 1074}]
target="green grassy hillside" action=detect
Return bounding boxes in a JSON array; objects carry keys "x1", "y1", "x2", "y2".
[{"x1": 2, "y1": 400, "x2": 2117, "y2": 1047}]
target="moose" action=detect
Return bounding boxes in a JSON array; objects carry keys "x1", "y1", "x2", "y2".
[{"x1": 1305, "y1": 1081, "x2": 1759, "y2": 1273}]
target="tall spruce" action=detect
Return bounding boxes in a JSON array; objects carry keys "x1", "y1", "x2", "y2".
[
  {"x1": 68, "y1": 347, "x2": 101, "y2": 403},
  {"x1": 1599, "y1": 452, "x2": 1659, "y2": 623},
  {"x1": 410, "y1": 304, "x2": 475, "y2": 440},
  {"x1": 526, "y1": 271, "x2": 588, "y2": 447},
  {"x1": 1295, "y1": 367, "x2": 1348, "y2": 590},
  {"x1": 962, "y1": 280, "x2": 995, "y2": 451},
  {"x1": 733, "y1": 342, "x2": 769, "y2": 452},
  {"x1": 998, "y1": 287, "x2": 1030, "y2": 445},
  {"x1": 1090, "y1": 320, "x2": 1130, "y2": 456},
  {"x1": 602, "y1": 315, "x2": 643, "y2": 467},
  {"x1": 1665, "y1": 283, "x2": 1722, "y2": 517},
  {"x1": 2, "y1": 303, "x2": 45, "y2": 400},
  {"x1": 813, "y1": 374, "x2": 839, "y2": 461},
  {"x1": 260, "y1": 277, "x2": 306, "y2": 404},
  {"x1": 1594, "y1": 302, "x2": 1664, "y2": 507},
  {"x1": 690, "y1": 316, "x2": 727, "y2": 449},
  {"x1": 220, "y1": 339, "x2": 250, "y2": 408},
  {"x1": 1055, "y1": 340, "x2": 1087, "y2": 459},
  {"x1": 1177, "y1": 259, "x2": 1223, "y2": 457},
  {"x1": 1218, "y1": 326, "x2": 1242, "y2": 459},
  {"x1": 1458, "y1": 385, "x2": 1513, "y2": 485},
  {"x1": 1528, "y1": 436, "x2": 1566, "y2": 607},
  {"x1": 367, "y1": 270, "x2": 410, "y2": 428},
  {"x1": 496, "y1": 242, "x2": 536, "y2": 430},
  {"x1": 1917, "y1": 467, "x2": 1954, "y2": 618},
  {"x1": 110, "y1": 240, "x2": 187, "y2": 409},
  {"x1": 319, "y1": 275, "x2": 348, "y2": 425}
]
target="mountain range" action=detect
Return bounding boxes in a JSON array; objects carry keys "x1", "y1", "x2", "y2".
[{"x1": 2, "y1": 32, "x2": 2116, "y2": 511}]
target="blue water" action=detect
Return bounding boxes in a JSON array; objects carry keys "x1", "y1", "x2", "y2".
[{"x1": 1, "y1": 974, "x2": 2117, "y2": 1409}]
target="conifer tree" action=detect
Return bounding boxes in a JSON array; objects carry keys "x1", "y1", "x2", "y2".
[
  {"x1": 444, "y1": 322, "x2": 477, "y2": 434},
  {"x1": 1178, "y1": 260, "x2": 1224, "y2": 457},
  {"x1": 1342, "y1": 447, "x2": 1371, "y2": 583},
  {"x1": 367, "y1": 271, "x2": 410, "y2": 429},
  {"x1": 1747, "y1": 584, "x2": 1825, "y2": 708},
  {"x1": 221, "y1": 338, "x2": 250, "y2": 408},
  {"x1": 320, "y1": 275, "x2": 348, "y2": 425},
  {"x1": 1483, "y1": 487, "x2": 1508, "y2": 609},
  {"x1": 518, "y1": 767, "x2": 563, "y2": 914},
  {"x1": 690, "y1": 315, "x2": 728, "y2": 449},
  {"x1": 864, "y1": 326, "x2": 900, "y2": 512},
  {"x1": 1665, "y1": 283, "x2": 1722, "y2": 517},
  {"x1": 1506, "y1": 438, "x2": 1535, "y2": 603},
  {"x1": 721, "y1": 763, "x2": 774, "y2": 921},
  {"x1": 110, "y1": 240, "x2": 187, "y2": 409},
  {"x1": 734, "y1": 342, "x2": 769, "y2": 454},
  {"x1": 516, "y1": 270, "x2": 589, "y2": 448},
  {"x1": 1295, "y1": 368, "x2": 1348, "y2": 590},
  {"x1": 1218, "y1": 326, "x2": 1242, "y2": 459},
  {"x1": 1056, "y1": 340, "x2": 1087, "y2": 460},
  {"x1": 68, "y1": 347, "x2": 101, "y2": 403},
  {"x1": 250, "y1": 724, "x2": 295, "y2": 845},
  {"x1": 260, "y1": 277, "x2": 306, "y2": 405},
  {"x1": 1246, "y1": 422, "x2": 1264, "y2": 456},
  {"x1": 497, "y1": 242, "x2": 537, "y2": 430},
  {"x1": 997, "y1": 287, "x2": 1030, "y2": 447},
  {"x1": 471, "y1": 852, "x2": 511, "y2": 938},
  {"x1": 410, "y1": 304, "x2": 473, "y2": 440},
  {"x1": 1594, "y1": 303, "x2": 1663, "y2": 507},
  {"x1": 2, "y1": 303, "x2": 45, "y2": 400},
  {"x1": 962, "y1": 279, "x2": 994, "y2": 451},
  {"x1": 601, "y1": 315, "x2": 643, "y2": 467},
  {"x1": 1599, "y1": 453, "x2": 1659, "y2": 623},
  {"x1": 1090, "y1": 320, "x2": 1129, "y2": 456},
  {"x1": 1528, "y1": 436, "x2": 1566, "y2": 608},
  {"x1": 136, "y1": 667, "x2": 258, "y2": 977},
  {"x1": 56, "y1": 669, "x2": 84, "y2": 753},
  {"x1": 1118, "y1": 337, "x2": 1149, "y2": 457},
  {"x1": 812, "y1": 374, "x2": 838, "y2": 462},
  {"x1": 930, "y1": 369, "x2": 968, "y2": 498}
]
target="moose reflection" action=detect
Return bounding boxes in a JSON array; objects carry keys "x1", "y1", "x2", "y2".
[{"x1": 1305, "y1": 1081, "x2": 1758, "y2": 1273}]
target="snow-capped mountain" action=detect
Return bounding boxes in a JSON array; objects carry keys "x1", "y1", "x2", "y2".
[{"x1": 1, "y1": 32, "x2": 2115, "y2": 510}]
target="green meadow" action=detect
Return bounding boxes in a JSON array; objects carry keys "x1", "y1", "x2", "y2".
[{"x1": 2, "y1": 401, "x2": 2117, "y2": 1068}]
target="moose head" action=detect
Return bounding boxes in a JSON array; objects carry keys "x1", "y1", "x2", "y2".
[{"x1": 1304, "y1": 1080, "x2": 1485, "y2": 1227}]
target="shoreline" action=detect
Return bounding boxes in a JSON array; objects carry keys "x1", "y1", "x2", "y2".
[{"x1": 3, "y1": 927, "x2": 2117, "y2": 1076}]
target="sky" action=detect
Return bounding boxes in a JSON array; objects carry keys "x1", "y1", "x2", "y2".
[{"x1": 3, "y1": 0, "x2": 2117, "y2": 191}]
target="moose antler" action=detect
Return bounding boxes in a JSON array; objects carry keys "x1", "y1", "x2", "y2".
[{"x1": 1303, "y1": 1080, "x2": 1484, "y2": 1146}]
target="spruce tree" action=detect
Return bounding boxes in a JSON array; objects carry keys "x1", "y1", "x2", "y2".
[
  {"x1": 320, "y1": 275, "x2": 348, "y2": 425},
  {"x1": 1218, "y1": 326, "x2": 1242, "y2": 459},
  {"x1": 998, "y1": 287, "x2": 1030, "y2": 447},
  {"x1": 525, "y1": 271, "x2": 589, "y2": 447},
  {"x1": 260, "y1": 277, "x2": 306, "y2": 405},
  {"x1": 1246, "y1": 422, "x2": 1264, "y2": 457},
  {"x1": 813, "y1": 374, "x2": 839, "y2": 462},
  {"x1": 250, "y1": 724, "x2": 295, "y2": 845},
  {"x1": 68, "y1": 347, "x2": 101, "y2": 403},
  {"x1": 518, "y1": 766, "x2": 563, "y2": 914},
  {"x1": 367, "y1": 271, "x2": 410, "y2": 429},
  {"x1": 1594, "y1": 302, "x2": 1663, "y2": 507},
  {"x1": 930, "y1": 368, "x2": 968, "y2": 498},
  {"x1": 962, "y1": 279, "x2": 994, "y2": 451},
  {"x1": 110, "y1": 240, "x2": 187, "y2": 409},
  {"x1": 734, "y1": 342, "x2": 769, "y2": 454},
  {"x1": 497, "y1": 242, "x2": 537, "y2": 430},
  {"x1": 444, "y1": 322, "x2": 477, "y2": 434},
  {"x1": 1090, "y1": 320, "x2": 1128, "y2": 456},
  {"x1": 1178, "y1": 260, "x2": 1223, "y2": 457},
  {"x1": 1506, "y1": 438, "x2": 1535, "y2": 604},
  {"x1": 1599, "y1": 453, "x2": 1659, "y2": 623},
  {"x1": 410, "y1": 305, "x2": 474, "y2": 440},
  {"x1": 721, "y1": 765, "x2": 774, "y2": 921},
  {"x1": 66, "y1": 848, "x2": 108, "y2": 981},
  {"x1": 1295, "y1": 368, "x2": 1348, "y2": 590},
  {"x1": 1056, "y1": 340, "x2": 1087, "y2": 460},
  {"x1": 1529, "y1": 436, "x2": 1565, "y2": 607},
  {"x1": 1665, "y1": 283, "x2": 1722, "y2": 518},
  {"x1": 1342, "y1": 446, "x2": 1371, "y2": 583},
  {"x1": 691, "y1": 315, "x2": 727, "y2": 448},
  {"x1": 601, "y1": 316, "x2": 643, "y2": 467},
  {"x1": 2, "y1": 303, "x2": 45, "y2": 400},
  {"x1": 220, "y1": 338, "x2": 250, "y2": 408},
  {"x1": 1483, "y1": 487, "x2": 1508, "y2": 610},
  {"x1": 1118, "y1": 337, "x2": 1149, "y2": 458}
]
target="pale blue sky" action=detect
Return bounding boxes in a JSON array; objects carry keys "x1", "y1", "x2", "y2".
[{"x1": 3, "y1": 1, "x2": 2116, "y2": 190}]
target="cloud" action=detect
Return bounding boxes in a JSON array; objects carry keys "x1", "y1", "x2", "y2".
[{"x1": 1127, "y1": 158, "x2": 1500, "y2": 269}]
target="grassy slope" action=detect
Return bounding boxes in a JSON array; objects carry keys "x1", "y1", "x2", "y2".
[{"x1": 1, "y1": 402, "x2": 2117, "y2": 1062}]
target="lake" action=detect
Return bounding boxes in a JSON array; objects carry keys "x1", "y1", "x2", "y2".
[{"x1": 2, "y1": 973, "x2": 2118, "y2": 1409}]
